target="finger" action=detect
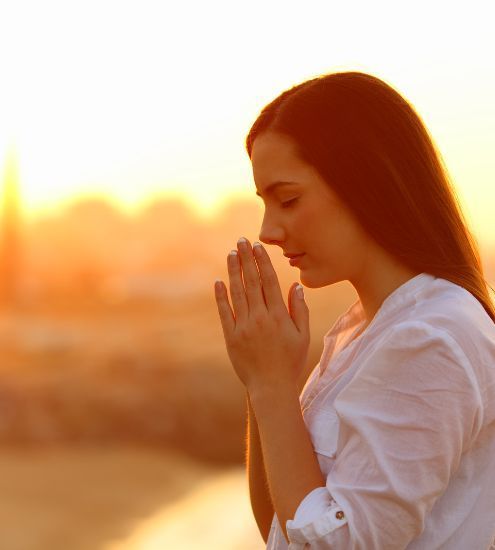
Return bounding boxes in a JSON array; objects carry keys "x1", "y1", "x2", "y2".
[
  {"x1": 237, "y1": 237, "x2": 266, "y2": 315},
  {"x1": 214, "y1": 279, "x2": 235, "y2": 337},
  {"x1": 288, "y1": 281, "x2": 297, "y2": 316},
  {"x1": 252, "y1": 242, "x2": 286, "y2": 312},
  {"x1": 227, "y1": 248, "x2": 249, "y2": 324}
]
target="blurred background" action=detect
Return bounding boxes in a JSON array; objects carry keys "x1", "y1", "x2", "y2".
[{"x1": 0, "y1": 0, "x2": 494, "y2": 549}]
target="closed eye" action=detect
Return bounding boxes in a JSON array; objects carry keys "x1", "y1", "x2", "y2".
[{"x1": 281, "y1": 198, "x2": 299, "y2": 208}]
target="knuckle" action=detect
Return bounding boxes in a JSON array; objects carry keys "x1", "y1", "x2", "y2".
[
  {"x1": 230, "y1": 284, "x2": 244, "y2": 300},
  {"x1": 273, "y1": 308, "x2": 286, "y2": 325},
  {"x1": 252, "y1": 312, "x2": 266, "y2": 327},
  {"x1": 244, "y1": 272, "x2": 259, "y2": 287},
  {"x1": 236, "y1": 325, "x2": 250, "y2": 340}
]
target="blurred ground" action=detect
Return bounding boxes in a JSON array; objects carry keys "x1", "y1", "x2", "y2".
[
  {"x1": 0, "y1": 281, "x2": 356, "y2": 464},
  {"x1": 0, "y1": 445, "x2": 264, "y2": 550}
]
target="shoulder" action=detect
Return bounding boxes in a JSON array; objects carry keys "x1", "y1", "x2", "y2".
[
  {"x1": 346, "y1": 281, "x2": 491, "y2": 396},
  {"x1": 358, "y1": 319, "x2": 472, "y2": 383},
  {"x1": 401, "y1": 277, "x2": 495, "y2": 376},
  {"x1": 336, "y1": 315, "x2": 485, "y2": 443},
  {"x1": 413, "y1": 276, "x2": 493, "y2": 329}
]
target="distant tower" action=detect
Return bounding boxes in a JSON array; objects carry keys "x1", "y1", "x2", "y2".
[{"x1": 0, "y1": 146, "x2": 22, "y2": 308}]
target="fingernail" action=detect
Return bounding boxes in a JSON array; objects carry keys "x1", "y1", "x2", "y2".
[
  {"x1": 253, "y1": 242, "x2": 263, "y2": 254},
  {"x1": 296, "y1": 284, "x2": 304, "y2": 299}
]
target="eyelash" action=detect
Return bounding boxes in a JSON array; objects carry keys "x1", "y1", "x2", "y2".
[{"x1": 281, "y1": 198, "x2": 299, "y2": 208}]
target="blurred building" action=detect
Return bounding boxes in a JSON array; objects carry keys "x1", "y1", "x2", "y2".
[{"x1": 0, "y1": 147, "x2": 22, "y2": 308}]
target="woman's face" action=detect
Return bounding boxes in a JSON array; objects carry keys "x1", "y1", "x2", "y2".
[{"x1": 251, "y1": 131, "x2": 372, "y2": 288}]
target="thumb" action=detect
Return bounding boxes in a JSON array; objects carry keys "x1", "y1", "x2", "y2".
[{"x1": 289, "y1": 282, "x2": 310, "y2": 335}]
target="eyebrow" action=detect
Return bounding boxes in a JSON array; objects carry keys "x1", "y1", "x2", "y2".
[{"x1": 255, "y1": 181, "x2": 298, "y2": 198}]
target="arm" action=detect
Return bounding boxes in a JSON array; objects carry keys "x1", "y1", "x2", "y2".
[
  {"x1": 246, "y1": 390, "x2": 274, "y2": 543},
  {"x1": 246, "y1": 371, "x2": 312, "y2": 543},
  {"x1": 246, "y1": 369, "x2": 314, "y2": 543},
  {"x1": 249, "y1": 381, "x2": 329, "y2": 545}
]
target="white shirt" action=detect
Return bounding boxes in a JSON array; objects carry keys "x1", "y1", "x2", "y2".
[{"x1": 266, "y1": 272, "x2": 495, "y2": 549}]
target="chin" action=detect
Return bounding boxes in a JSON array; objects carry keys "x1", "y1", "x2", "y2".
[
  {"x1": 300, "y1": 271, "x2": 341, "y2": 289},
  {"x1": 299, "y1": 273, "x2": 325, "y2": 289}
]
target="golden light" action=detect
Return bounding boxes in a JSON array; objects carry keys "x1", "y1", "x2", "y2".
[{"x1": 0, "y1": 0, "x2": 493, "y2": 248}]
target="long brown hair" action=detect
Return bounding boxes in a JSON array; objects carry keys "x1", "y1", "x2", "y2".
[{"x1": 245, "y1": 71, "x2": 495, "y2": 323}]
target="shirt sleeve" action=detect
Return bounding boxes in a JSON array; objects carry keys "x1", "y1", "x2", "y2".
[{"x1": 285, "y1": 321, "x2": 484, "y2": 549}]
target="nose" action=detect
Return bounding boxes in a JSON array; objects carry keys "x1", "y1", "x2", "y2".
[{"x1": 258, "y1": 214, "x2": 285, "y2": 248}]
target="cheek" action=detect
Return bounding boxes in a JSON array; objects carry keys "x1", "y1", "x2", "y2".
[
  {"x1": 306, "y1": 205, "x2": 357, "y2": 252},
  {"x1": 292, "y1": 209, "x2": 318, "y2": 242},
  {"x1": 301, "y1": 203, "x2": 336, "y2": 237}
]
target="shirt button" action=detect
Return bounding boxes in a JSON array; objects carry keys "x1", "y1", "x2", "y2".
[{"x1": 335, "y1": 510, "x2": 345, "y2": 520}]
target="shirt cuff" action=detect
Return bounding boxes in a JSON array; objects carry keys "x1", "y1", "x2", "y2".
[{"x1": 286, "y1": 486, "x2": 348, "y2": 546}]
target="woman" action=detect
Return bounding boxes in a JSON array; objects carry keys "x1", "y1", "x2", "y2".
[{"x1": 213, "y1": 71, "x2": 495, "y2": 549}]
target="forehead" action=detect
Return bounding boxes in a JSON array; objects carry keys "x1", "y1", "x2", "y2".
[
  {"x1": 251, "y1": 132, "x2": 321, "y2": 196},
  {"x1": 251, "y1": 132, "x2": 311, "y2": 192},
  {"x1": 251, "y1": 132, "x2": 301, "y2": 165},
  {"x1": 251, "y1": 132, "x2": 341, "y2": 205}
]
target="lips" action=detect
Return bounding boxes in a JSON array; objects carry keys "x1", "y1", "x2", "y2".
[
  {"x1": 283, "y1": 252, "x2": 305, "y2": 259},
  {"x1": 287, "y1": 253, "x2": 305, "y2": 267}
]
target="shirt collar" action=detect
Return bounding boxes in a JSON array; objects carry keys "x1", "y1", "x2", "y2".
[{"x1": 323, "y1": 272, "x2": 436, "y2": 345}]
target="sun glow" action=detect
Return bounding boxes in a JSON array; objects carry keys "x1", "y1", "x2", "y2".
[{"x1": 0, "y1": 0, "x2": 493, "y2": 246}]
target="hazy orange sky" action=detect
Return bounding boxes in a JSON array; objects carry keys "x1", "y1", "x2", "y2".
[{"x1": 0, "y1": 0, "x2": 494, "y2": 249}]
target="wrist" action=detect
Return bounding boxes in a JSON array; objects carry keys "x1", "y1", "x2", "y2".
[{"x1": 248, "y1": 378, "x2": 299, "y2": 410}]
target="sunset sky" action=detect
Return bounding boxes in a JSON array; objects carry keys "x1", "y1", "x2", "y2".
[{"x1": 0, "y1": 0, "x2": 494, "y2": 249}]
